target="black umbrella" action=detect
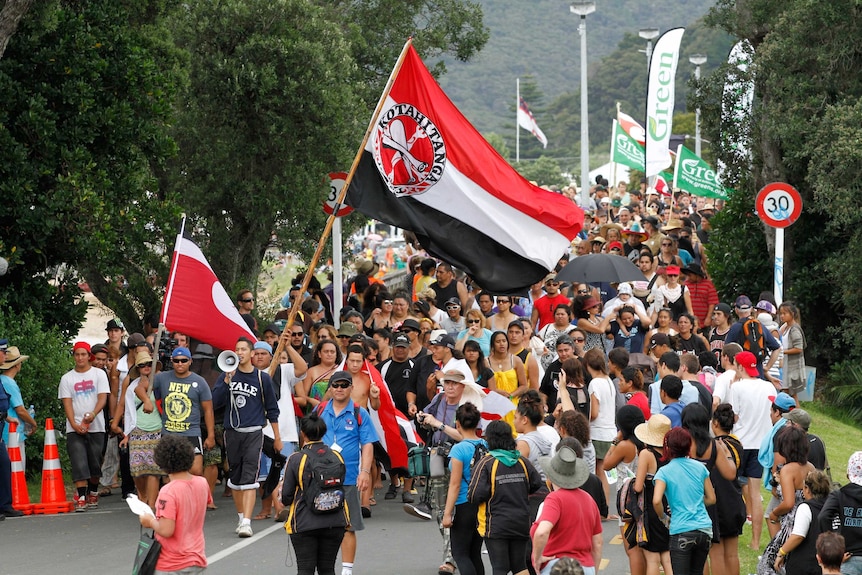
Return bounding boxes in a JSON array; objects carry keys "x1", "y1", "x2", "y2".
[{"x1": 556, "y1": 254, "x2": 646, "y2": 284}]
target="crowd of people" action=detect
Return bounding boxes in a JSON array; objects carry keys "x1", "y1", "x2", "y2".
[{"x1": 1, "y1": 177, "x2": 861, "y2": 575}]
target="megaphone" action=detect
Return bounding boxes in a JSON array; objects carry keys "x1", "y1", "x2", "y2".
[{"x1": 217, "y1": 350, "x2": 239, "y2": 373}]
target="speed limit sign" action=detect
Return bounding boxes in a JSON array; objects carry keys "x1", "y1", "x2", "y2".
[
  {"x1": 323, "y1": 172, "x2": 354, "y2": 217},
  {"x1": 756, "y1": 182, "x2": 802, "y2": 228}
]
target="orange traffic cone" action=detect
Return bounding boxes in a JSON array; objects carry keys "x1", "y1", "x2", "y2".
[
  {"x1": 7, "y1": 422, "x2": 34, "y2": 515},
  {"x1": 32, "y1": 418, "x2": 74, "y2": 514}
]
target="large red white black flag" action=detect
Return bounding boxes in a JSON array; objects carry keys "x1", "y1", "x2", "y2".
[
  {"x1": 346, "y1": 44, "x2": 583, "y2": 292},
  {"x1": 160, "y1": 232, "x2": 256, "y2": 351}
]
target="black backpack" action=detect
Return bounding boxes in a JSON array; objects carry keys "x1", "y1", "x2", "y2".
[
  {"x1": 300, "y1": 443, "x2": 346, "y2": 514},
  {"x1": 468, "y1": 440, "x2": 489, "y2": 474}
]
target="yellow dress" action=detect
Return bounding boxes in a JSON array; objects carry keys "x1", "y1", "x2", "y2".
[{"x1": 492, "y1": 355, "x2": 519, "y2": 426}]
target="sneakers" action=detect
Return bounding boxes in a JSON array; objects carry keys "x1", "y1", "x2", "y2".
[
  {"x1": 235, "y1": 519, "x2": 243, "y2": 534},
  {"x1": 361, "y1": 506, "x2": 372, "y2": 518},
  {"x1": 75, "y1": 496, "x2": 88, "y2": 512},
  {"x1": 403, "y1": 501, "x2": 432, "y2": 520},
  {"x1": 237, "y1": 523, "x2": 253, "y2": 538},
  {"x1": 87, "y1": 493, "x2": 99, "y2": 509},
  {"x1": 0, "y1": 508, "x2": 24, "y2": 518},
  {"x1": 384, "y1": 484, "x2": 398, "y2": 500},
  {"x1": 402, "y1": 490, "x2": 415, "y2": 504}
]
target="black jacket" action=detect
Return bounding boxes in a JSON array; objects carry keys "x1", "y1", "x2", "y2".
[{"x1": 819, "y1": 482, "x2": 862, "y2": 555}]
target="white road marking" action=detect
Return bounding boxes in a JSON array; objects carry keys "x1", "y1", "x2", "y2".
[{"x1": 208, "y1": 523, "x2": 283, "y2": 564}]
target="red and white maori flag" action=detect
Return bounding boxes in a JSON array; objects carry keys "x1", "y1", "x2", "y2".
[
  {"x1": 518, "y1": 96, "x2": 548, "y2": 148},
  {"x1": 160, "y1": 232, "x2": 256, "y2": 352},
  {"x1": 346, "y1": 43, "x2": 583, "y2": 293}
]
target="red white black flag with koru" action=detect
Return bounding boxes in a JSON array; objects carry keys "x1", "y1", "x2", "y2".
[
  {"x1": 160, "y1": 233, "x2": 257, "y2": 352},
  {"x1": 347, "y1": 43, "x2": 583, "y2": 293}
]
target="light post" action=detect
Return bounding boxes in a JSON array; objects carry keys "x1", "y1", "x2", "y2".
[
  {"x1": 570, "y1": 1, "x2": 595, "y2": 207},
  {"x1": 689, "y1": 54, "x2": 707, "y2": 158},
  {"x1": 639, "y1": 28, "x2": 660, "y2": 66}
]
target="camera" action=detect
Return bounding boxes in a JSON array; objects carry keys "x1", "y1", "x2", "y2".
[{"x1": 417, "y1": 412, "x2": 426, "y2": 424}]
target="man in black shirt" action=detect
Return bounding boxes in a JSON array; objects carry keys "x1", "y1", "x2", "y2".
[{"x1": 782, "y1": 408, "x2": 828, "y2": 473}]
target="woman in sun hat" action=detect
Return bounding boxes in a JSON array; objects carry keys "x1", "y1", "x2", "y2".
[
  {"x1": 531, "y1": 445, "x2": 602, "y2": 575},
  {"x1": 633, "y1": 414, "x2": 673, "y2": 575}
]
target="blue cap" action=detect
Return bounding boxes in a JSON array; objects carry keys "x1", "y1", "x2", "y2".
[
  {"x1": 253, "y1": 341, "x2": 272, "y2": 354},
  {"x1": 171, "y1": 347, "x2": 192, "y2": 359},
  {"x1": 770, "y1": 392, "x2": 796, "y2": 412},
  {"x1": 0, "y1": 339, "x2": 7, "y2": 351}
]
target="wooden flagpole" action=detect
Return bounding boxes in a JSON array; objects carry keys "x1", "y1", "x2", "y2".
[{"x1": 269, "y1": 38, "x2": 415, "y2": 377}]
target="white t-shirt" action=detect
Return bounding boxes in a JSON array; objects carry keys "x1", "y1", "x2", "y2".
[
  {"x1": 712, "y1": 371, "x2": 735, "y2": 404},
  {"x1": 263, "y1": 364, "x2": 305, "y2": 443},
  {"x1": 58, "y1": 367, "x2": 110, "y2": 433},
  {"x1": 727, "y1": 377, "x2": 776, "y2": 449},
  {"x1": 123, "y1": 377, "x2": 139, "y2": 434},
  {"x1": 536, "y1": 423, "x2": 561, "y2": 453},
  {"x1": 791, "y1": 502, "x2": 813, "y2": 537},
  {"x1": 589, "y1": 376, "x2": 617, "y2": 442}
]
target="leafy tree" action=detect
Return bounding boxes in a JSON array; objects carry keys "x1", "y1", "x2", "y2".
[
  {"x1": 0, "y1": 0, "x2": 185, "y2": 335},
  {"x1": 167, "y1": 0, "x2": 489, "y2": 296},
  {"x1": 702, "y1": 0, "x2": 862, "y2": 370},
  {"x1": 515, "y1": 156, "x2": 568, "y2": 189}
]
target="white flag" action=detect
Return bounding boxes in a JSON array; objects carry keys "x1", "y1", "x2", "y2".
[
  {"x1": 645, "y1": 27, "x2": 685, "y2": 177},
  {"x1": 517, "y1": 96, "x2": 548, "y2": 148}
]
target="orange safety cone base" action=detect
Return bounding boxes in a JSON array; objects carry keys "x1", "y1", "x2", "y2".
[
  {"x1": 34, "y1": 418, "x2": 74, "y2": 514},
  {"x1": 7, "y1": 422, "x2": 34, "y2": 515}
]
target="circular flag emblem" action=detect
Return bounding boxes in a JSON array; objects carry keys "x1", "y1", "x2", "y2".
[{"x1": 372, "y1": 103, "x2": 446, "y2": 197}]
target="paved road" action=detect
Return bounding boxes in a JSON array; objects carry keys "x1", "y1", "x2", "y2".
[{"x1": 1, "y1": 485, "x2": 627, "y2": 574}]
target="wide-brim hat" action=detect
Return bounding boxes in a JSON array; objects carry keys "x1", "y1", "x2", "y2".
[
  {"x1": 356, "y1": 259, "x2": 379, "y2": 275},
  {"x1": 129, "y1": 351, "x2": 159, "y2": 380},
  {"x1": 634, "y1": 414, "x2": 671, "y2": 447},
  {"x1": 539, "y1": 446, "x2": 590, "y2": 489},
  {"x1": 599, "y1": 222, "x2": 624, "y2": 239},
  {"x1": 0, "y1": 346, "x2": 28, "y2": 370},
  {"x1": 681, "y1": 263, "x2": 706, "y2": 278},
  {"x1": 622, "y1": 223, "x2": 649, "y2": 240},
  {"x1": 661, "y1": 219, "x2": 686, "y2": 232}
]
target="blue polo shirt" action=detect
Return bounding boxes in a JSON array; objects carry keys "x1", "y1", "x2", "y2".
[{"x1": 319, "y1": 399, "x2": 378, "y2": 485}]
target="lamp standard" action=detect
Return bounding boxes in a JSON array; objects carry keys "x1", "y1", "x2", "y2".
[
  {"x1": 571, "y1": 1, "x2": 595, "y2": 207},
  {"x1": 639, "y1": 28, "x2": 660, "y2": 66},
  {"x1": 689, "y1": 54, "x2": 708, "y2": 157}
]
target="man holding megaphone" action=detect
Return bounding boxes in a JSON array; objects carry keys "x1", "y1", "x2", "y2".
[
  {"x1": 212, "y1": 337, "x2": 281, "y2": 539},
  {"x1": 153, "y1": 347, "x2": 216, "y2": 477}
]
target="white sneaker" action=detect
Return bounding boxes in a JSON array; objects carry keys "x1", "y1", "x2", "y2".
[
  {"x1": 238, "y1": 523, "x2": 253, "y2": 538},
  {"x1": 235, "y1": 519, "x2": 243, "y2": 534}
]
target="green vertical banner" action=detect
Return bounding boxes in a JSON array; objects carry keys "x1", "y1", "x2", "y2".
[
  {"x1": 610, "y1": 119, "x2": 646, "y2": 171},
  {"x1": 673, "y1": 145, "x2": 731, "y2": 199}
]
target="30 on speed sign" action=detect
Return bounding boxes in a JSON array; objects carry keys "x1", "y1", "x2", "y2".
[
  {"x1": 323, "y1": 172, "x2": 354, "y2": 217},
  {"x1": 756, "y1": 182, "x2": 802, "y2": 228}
]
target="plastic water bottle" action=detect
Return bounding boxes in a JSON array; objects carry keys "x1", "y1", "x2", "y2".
[{"x1": 28, "y1": 405, "x2": 35, "y2": 421}]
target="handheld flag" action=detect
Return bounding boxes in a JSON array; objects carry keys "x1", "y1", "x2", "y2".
[
  {"x1": 610, "y1": 119, "x2": 645, "y2": 171},
  {"x1": 517, "y1": 97, "x2": 548, "y2": 148},
  {"x1": 645, "y1": 28, "x2": 685, "y2": 177},
  {"x1": 673, "y1": 145, "x2": 731, "y2": 200},
  {"x1": 161, "y1": 230, "x2": 257, "y2": 352},
  {"x1": 617, "y1": 105, "x2": 646, "y2": 146},
  {"x1": 346, "y1": 43, "x2": 582, "y2": 292}
]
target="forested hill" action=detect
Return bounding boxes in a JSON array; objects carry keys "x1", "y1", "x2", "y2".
[{"x1": 437, "y1": 0, "x2": 728, "y2": 155}]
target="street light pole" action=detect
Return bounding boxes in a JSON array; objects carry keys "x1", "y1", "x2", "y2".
[
  {"x1": 689, "y1": 54, "x2": 707, "y2": 158},
  {"x1": 571, "y1": 1, "x2": 595, "y2": 207},
  {"x1": 639, "y1": 28, "x2": 660, "y2": 67}
]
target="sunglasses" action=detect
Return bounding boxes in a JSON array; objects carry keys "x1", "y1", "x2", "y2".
[
  {"x1": 329, "y1": 381, "x2": 351, "y2": 389},
  {"x1": 382, "y1": 300, "x2": 393, "y2": 305},
  {"x1": 172, "y1": 358, "x2": 189, "y2": 364},
  {"x1": 547, "y1": 281, "x2": 560, "y2": 286},
  {"x1": 137, "y1": 363, "x2": 152, "y2": 369},
  {"x1": 572, "y1": 338, "x2": 585, "y2": 343},
  {"x1": 240, "y1": 298, "x2": 254, "y2": 303},
  {"x1": 291, "y1": 331, "x2": 304, "y2": 336},
  {"x1": 577, "y1": 289, "x2": 590, "y2": 294},
  {"x1": 667, "y1": 274, "x2": 679, "y2": 278},
  {"x1": 446, "y1": 305, "x2": 460, "y2": 310},
  {"x1": 497, "y1": 299, "x2": 510, "y2": 304},
  {"x1": 337, "y1": 335, "x2": 351, "y2": 339},
  {"x1": 467, "y1": 319, "x2": 481, "y2": 324},
  {"x1": 661, "y1": 242, "x2": 673, "y2": 247}
]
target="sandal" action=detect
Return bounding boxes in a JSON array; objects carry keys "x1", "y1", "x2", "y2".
[
  {"x1": 98, "y1": 487, "x2": 113, "y2": 497},
  {"x1": 253, "y1": 511, "x2": 272, "y2": 520},
  {"x1": 438, "y1": 562, "x2": 456, "y2": 575}
]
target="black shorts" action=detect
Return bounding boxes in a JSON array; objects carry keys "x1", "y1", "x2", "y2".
[
  {"x1": 224, "y1": 429, "x2": 264, "y2": 490},
  {"x1": 67, "y1": 432, "x2": 106, "y2": 483},
  {"x1": 180, "y1": 435, "x2": 204, "y2": 456},
  {"x1": 740, "y1": 449, "x2": 764, "y2": 479}
]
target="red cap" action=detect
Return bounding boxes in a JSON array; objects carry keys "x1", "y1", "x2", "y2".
[
  {"x1": 666, "y1": 265, "x2": 681, "y2": 275},
  {"x1": 735, "y1": 351, "x2": 759, "y2": 377},
  {"x1": 608, "y1": 241, "x2": 624, "y2": 252},
  {"x1": 72, "y1": 341, "x2": 91, "y2": 353}
]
